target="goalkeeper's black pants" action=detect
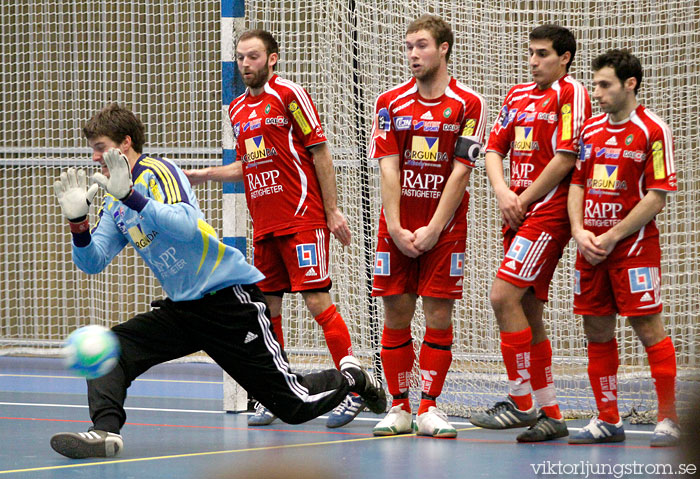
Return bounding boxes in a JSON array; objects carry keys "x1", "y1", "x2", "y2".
[{"x1": 87, "y1": 283, "x2": 352, "y2": 433}]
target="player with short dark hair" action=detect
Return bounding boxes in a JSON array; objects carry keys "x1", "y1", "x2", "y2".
[
  {"x1": 48, "y1": 103, "x2": 386, "y2": 459},
  {"x1": 369, "y1": 15, "x2": 487, "y2": 438},
  {"x1": 567, "y1": 49, "x2": 679, "y2": 447},
  {"x1": 472, "y1": 24, "x2": 591, "y2": 442},
  {"x1": 185, "y1": 30, "x2": 364, "y2": 428}
]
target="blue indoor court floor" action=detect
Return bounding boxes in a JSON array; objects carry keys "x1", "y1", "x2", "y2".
[{"x1": 0, "y1": 356, "x2": 694, "y2": 479}]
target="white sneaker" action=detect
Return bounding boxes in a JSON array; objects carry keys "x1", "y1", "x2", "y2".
[
  {"x1": 650, "y1": 418, "x2": 680, "y2": 447},
  {"x1": 373, "y1": 405, "x2": 415, "y2": 436},
  {"x1": 416, "y1": 406, "x2": 457, "y2": 438}
]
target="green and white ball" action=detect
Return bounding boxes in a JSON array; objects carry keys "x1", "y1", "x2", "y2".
[{"x1": 62, "y1": 325, "x2": 120, "y2": 379}]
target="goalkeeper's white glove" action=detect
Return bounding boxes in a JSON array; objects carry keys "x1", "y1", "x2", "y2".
[
  {"x1": 92, "y1": 148, "x2": 133, "y2": 200},
  {"x1": 54, "y1": 168, "x2": 99, "y2": 222}
]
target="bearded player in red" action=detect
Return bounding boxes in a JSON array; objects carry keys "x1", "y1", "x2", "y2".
[
  {"x1": 472, "y1": 25, "x2": 591, "y2": 442},
  {"x1": 186, "y1": 30, "x2": 364, "y2": 428},
  {"x1": 567, "y1": 49, "x2": 679, "y2": 447},
  {"x1": 369, "y1": 15, "x2": 487, "y2": 438}
]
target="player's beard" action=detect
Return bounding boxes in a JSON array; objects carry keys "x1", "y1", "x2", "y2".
[
  {"x1": 413, "y1": 63, "x2": 439, "y2": 83},
  {"x1": 243, "y1": 65, "x2": 271, "y2": 89}
]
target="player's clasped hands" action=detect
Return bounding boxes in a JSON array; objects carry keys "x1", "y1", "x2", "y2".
[
  {"x1": 496, "y1": 188, "x2": 525, "y2": 231},
  {"x1": 573, "y1": 229, "x2": 609, "y2": 266}
]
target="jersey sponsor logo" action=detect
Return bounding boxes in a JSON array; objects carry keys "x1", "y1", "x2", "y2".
[
  {"x1": 581, "y1": 143, "x2": 593, "y2": 161},
  {"x1": 604, "y1": 148, "x2": 621, "y2": 159},
  {"x1": 265, "y1": 116, "x2": 289, "y2": 127},
  {"x1": 113, "y1": 207, "x2": 127, "y2": 235},
  {"x1": 402, "y1": 170, "x2": 445, "y2": 190},
  {"x1": 233, "y1": 122, "x2": 241, "y2": 139},
  {"x1": 246, "y1": 170, "x2": 283, "y2": 199},
  {"x1": 450, "y1": 253, "x2": 464, "y2": 277},
  {"x1": 377, "y1": 107, "x2": 391, "y2": 131},
  {"x1": 505, "y1": 236, "x2": 532, "y2": 263},
  {"x1": 153, "y1": 246, "x2": 186, "y2": 278},
  {"x1": 443, "y1": 107, "x2": 452, "y2": 118},
  {"x1": 574, "y1": 269, "x2": 581, "y2": 295},
  {"x1": 243, "y1": 136, "x2": 278, "y2": 163},
  {"x1": 394, "y1": 116, "x2": 412, "y2": 131},
  {"x1": 652, "y1": 140, "x2": 665, "y2": 179},
  {"x1": 413, "y1": 120, "x2": 440, "y2": 132},
  {"x1": 243, "y1": 118, "x2": 262, "y2": 132},
  {"x1": 584, "y1": 199, "x2": 623, "y2": 227},
  {"x1": 511, "y1": 161, "x2": 535, "y2": 179},
  {"x1": 514, "y1": 126, "x2": 535, "y2": 152},
  {"x1": 589, "y1": 164, "x2": 627, "y2": 192},
  {"x1": 264, "y1": 104, "x2": 271, "y2": 114},
  {"x1": 462, "y1": 118, "x2": 476, "y2": 136},
  {"x1": 628, "y1": 267, "x2": 655, "y2": 293},
  {"x1": 407, "y1": 136, "x2": 445, "y2": 162},
  {"x1": 128, "y1": 225, "x2": 158, "y2": 249},
  {"x1": 374, "y1": 251, "x2": 390, "y2": 276},
  {"x1": 296, "y1": 243, "x2": 318, "y2": 268},
  {"x1": 623, "y1": 150, "x2": 646, "y2": 162},
  {"x1": 538, "y1": 112, "x2": 557, "y2": 123},
  {"x1": 288, "y1": 101, "x2": 312, "y2": 135},
  {"x1": 625, "y1": 134, "x2": 634, "y2": 145},
  {"x1": 518, "y1": 112, "x2": 536, "y2": 123},
  {"x1": 561, "y1": 103, "x2": 572, "y2": 141},
  {"x1": 442, "y1": 123, "x2": 460, "y2": 132}
]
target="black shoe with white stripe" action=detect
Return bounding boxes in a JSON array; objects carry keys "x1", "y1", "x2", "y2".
[
  {"x1": 339, "y1": 356, "x2": 387, "y2": 414},
  {"x1": 470, "y1": 396, "x2": 537, "y2": 429},
  {"x1": 50, "y1": 429, "x2": 123, "y2": 459},
  {"x1": 516, "y1": 410, "x2": 568, "y2": 442}
]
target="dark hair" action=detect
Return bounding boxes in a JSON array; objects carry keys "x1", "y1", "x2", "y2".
[
  {"x1": 237, "y1": 29, "x2": 279, "y2": 57},
  {"x1": 592, "y1": 49, "x2": 643, "y2": 94},
  {"x1": 83, "y1": 103, "x2": 145, "y2": 153},
  {"x1": 406, "y1": 15, "x2": 454, "y2": 63},
  {"x1": 529, "y1": 24, "x2": 576, "y2": 71}
]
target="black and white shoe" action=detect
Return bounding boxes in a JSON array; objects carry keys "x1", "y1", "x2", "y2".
[
  {"x1": 50, "y1": 430, "x2": 123, "y2": 459},
  {"x1": 339, "y1": 356, "x2": 387, "y2": 414}
]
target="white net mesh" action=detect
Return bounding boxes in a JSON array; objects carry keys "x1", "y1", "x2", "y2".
[{"x1": 2, "y1": 0, "x2": 698, "y2": 419}]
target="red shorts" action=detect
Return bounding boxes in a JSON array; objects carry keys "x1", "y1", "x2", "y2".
[
  {"x1": 573, "y1": 258, "x2": 663, "y2": 317},
  {"x1": 496, "y1": 220, "x2": 570, "y2": 302},
  {"x1": 253, "y1": 228, "x2": 332, "y2": 293},
  {"x1": 371, "y1": 236, "x2": 466, "y2": 299}
]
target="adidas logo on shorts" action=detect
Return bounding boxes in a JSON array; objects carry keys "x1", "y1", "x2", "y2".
[
  {"x1": 244, "y1": 332, "x2": 258, "y2": 344},
  {"x1": 305, "y1": 267, "x2": 317, "y2": 277}
]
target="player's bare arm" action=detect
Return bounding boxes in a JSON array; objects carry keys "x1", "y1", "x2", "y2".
[
  {"x1": 379, "y1": 154, "x2": 421, "y2": 258},
  {"x1": 594, "y1": 189, "x2": 667, "y2": 257},
  {"x1": 413, "y1": 160, "x2": 471, "y2": 253},
  {"x1": 568, "y1": 183, "x2": 607, "y2": 265},
  {"x1": 310, "y1": 142, "x2": 351, "y2": 247},
  {"x1": 519, "y1": 151, "x2": 576, "y2": 211},
  {"x1": 485, "y1": 151, "x2": 524, "y2": 229},
  {"x1": 183, "y1": 162, "x2": 243, "y2": 186}
]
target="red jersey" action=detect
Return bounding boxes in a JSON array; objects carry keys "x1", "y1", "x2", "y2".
[
  {"x1": 572, "y1": 104, "x2": 676, "y2": 265},
  {"x1": 229, "y1": 74, "x2": 327, "y2": 239},
  {"x1": 369, "y1": 77, "x2": 487, "y2": 240},
  {"x1": 486, "y1": 75, "x2": 591, "y2": 228}
]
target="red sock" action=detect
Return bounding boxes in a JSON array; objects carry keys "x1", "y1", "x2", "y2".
[
  {"x1": 588, "y1": 339, "x2": 620, "y2": 424},
  {"x1": 530, "y1": 339, "x2": 561, "y2": 419},
  {"x1": 646, "y1": 336, "x2": 678, "y2": 423},
  {"x1": 417, "y1": 326, "x2": 453, "y2": 415},
  {"x1": 381, "y1": 326, "x2": 414, "y2": 412},
  {"x1": 500, "y1": 328, "x2": 533, "y2": 411},
  {"x1": 270, "y1": 315, "x2": 284, "y2": 350},
  {"x1": 315, "y1": 304, "x2": 353, "y2": 369}
]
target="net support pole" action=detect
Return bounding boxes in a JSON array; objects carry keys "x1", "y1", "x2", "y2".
[{"x1": 221, "y1": 0, "x2": 249, "y2": 413}]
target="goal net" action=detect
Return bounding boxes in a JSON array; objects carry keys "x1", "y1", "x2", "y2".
[{"x1": 2, "y1": 0, "x2": 698, "y2": 419}]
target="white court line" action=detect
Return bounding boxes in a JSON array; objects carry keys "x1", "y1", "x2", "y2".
[{"x1": 0, "y1": 401, "x2": 655, "y2": 435}]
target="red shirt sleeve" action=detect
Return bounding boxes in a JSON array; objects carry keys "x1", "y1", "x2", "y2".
[{"x1": 555, "y1": 81, "x2": 591, "y2": 154}]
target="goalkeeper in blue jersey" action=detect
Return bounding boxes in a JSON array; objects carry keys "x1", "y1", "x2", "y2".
[{"x1": 49, "y1": 103, "x2": 386, "y2": 459}]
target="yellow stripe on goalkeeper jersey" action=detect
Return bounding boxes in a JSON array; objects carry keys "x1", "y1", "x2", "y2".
[
  {"x1": 141, "y1": 158, "x2": 181, "y2": 203},
  {"x1": 196, "y1": 219, "x2": 225, "y2": 278}
]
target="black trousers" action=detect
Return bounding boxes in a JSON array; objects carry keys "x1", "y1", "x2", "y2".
[{"x1": 87, "y1": 284, "x2": 350, "y2": 433}]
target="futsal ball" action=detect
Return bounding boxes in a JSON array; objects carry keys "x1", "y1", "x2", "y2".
[{"x1": 62, "y1": 325, "x2": 120, "y2": 379}]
